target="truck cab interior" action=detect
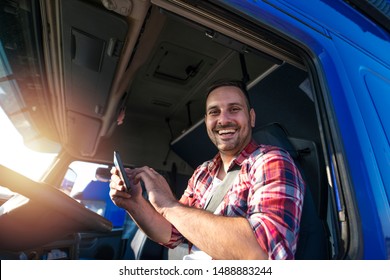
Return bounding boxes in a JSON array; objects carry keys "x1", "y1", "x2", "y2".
[{"x1": 0, "y1": 0, "x2": 360, "y2": 260}]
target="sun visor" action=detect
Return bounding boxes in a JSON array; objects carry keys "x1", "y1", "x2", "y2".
[
  {"x1": 61, "y1": 0, "x2": 128, "y2": 117},
  {"x1": 60, "y1": 0, "x2": 128, "y2": 156}
]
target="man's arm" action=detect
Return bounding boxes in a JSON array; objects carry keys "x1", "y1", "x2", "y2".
[
  {"x1": 163, "y1": 203, "x2": 268, "y2": 260},
  {"x1": 131, "y1": 166, "x2": 268, "y2": 259},
  {"x1": 125, "y1": 196, "x2": 173, "y2": 244}
]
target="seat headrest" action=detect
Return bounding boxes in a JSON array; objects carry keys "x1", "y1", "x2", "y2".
[{"x1": 252, "y1": 123, "x2": 298, "y2": 159}]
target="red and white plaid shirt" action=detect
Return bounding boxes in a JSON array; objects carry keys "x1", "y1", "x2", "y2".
[{"x1": 163, "y1": 139, "x2": 305, "y2": 260}]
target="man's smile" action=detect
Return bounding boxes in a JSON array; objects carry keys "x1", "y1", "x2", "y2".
[{"x1": 217, "y1": 129, "x2": 237, "y2": 135}]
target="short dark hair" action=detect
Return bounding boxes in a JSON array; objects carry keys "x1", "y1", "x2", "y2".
[{"x1": 206, "y1": 79, "x2": 251, "y2": 109}]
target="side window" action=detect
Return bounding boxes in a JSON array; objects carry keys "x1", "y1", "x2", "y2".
[
  {"x1": 60, "y1": 168, "x2": 77, "y2": 195},
  {"x1": 61, "y1": 161, "x2": 127, "y2": 228}
]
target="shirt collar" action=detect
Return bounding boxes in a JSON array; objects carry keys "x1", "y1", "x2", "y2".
[{"x1": 207, "y1": 139, "x2": 259, "y2": 172}]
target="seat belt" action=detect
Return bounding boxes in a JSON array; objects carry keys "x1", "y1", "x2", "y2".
[
  {"x1": 204, "y1": 166, "x2": 240, "y2": 213},
  {"x1": 174, "y1": 166, "x2": 240, "y2": 259}
]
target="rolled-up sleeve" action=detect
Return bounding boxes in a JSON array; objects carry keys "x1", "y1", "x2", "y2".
[{"x1": 161, "y1": 224, "x2": 185, "y2": 249}]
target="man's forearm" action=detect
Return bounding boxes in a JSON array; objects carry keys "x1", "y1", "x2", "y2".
[
  {"x1": 163, "y1": 203, "x2": 268, "y2": 260},
  {"x1": 126, "y1": 197, "x2": 173, "y2": 244}
]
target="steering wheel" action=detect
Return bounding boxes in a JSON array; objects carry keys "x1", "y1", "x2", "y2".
[{"x1": 0, "y1": 165, "x2": 112, "y2": 252}]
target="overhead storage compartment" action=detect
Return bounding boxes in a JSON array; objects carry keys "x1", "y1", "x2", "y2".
[{"x1": 60, "y1": 0, "x2": 128, "y2": 155}]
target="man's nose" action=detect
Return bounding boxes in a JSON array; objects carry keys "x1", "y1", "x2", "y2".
[{"x1": 217, "y1": 110, "x2": 231, "y2": 125}]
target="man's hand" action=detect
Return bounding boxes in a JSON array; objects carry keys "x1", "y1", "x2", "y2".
[
  {"x1": 109, "y1": 166, "x2": 175, "y2": 244},
  {"x1": 109, "y1": 167, "x2": 142, "y2": 210},
  {"x1": 131, "y1": 166, "x2": 179, "y2": 216}
]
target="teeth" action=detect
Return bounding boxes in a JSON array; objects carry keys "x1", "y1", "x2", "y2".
[{"x1": 218, "y1": 129, "x2": 235, "y2": 135}]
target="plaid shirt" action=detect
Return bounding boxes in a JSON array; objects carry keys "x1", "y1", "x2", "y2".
[{"x1": 163, "y1": 139, "x2": 305, "y2": 260}]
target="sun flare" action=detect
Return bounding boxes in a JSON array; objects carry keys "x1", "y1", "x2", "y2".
[{"x1": 0, "y1": 108, "x2": 57, "y2": 181}]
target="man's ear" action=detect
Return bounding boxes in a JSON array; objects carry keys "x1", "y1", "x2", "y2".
[{"x1": 250, "y1": 108, "x2": 256, "y2": 128}]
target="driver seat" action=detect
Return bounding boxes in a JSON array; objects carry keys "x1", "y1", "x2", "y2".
[{"x1": 252, "y1": 123, "x2": 331, "y2": 259}]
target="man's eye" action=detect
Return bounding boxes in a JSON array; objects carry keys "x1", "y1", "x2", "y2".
[{"x1": 208, "y1": 110, "x2": 219, "y2": 116}]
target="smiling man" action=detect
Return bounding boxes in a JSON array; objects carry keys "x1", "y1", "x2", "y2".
[
  {"x1": 109, "y1": 79, "x2": 305, "y2": 260},
  {"x1": 204, "y1": 80, "x2": 256, "y2": 178}
]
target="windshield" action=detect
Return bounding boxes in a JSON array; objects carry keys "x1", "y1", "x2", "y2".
[
  {"x1": 0, "y1": 107, "x2": 57, "y2": 181},
  {"x1": 0, "y1": 0, "x2": 60, "y2": 181}
]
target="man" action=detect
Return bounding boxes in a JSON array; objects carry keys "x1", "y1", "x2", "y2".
[{"x1": 109, "y1": 80, "x2": 305, "y2": 260}]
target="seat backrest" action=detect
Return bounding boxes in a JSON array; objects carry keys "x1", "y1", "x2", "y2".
[{"x1": 252, "y1": 123, "x2": 330, "y2": 259}]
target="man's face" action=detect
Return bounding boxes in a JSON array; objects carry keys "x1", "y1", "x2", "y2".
[{"x1": 205, "y1": 85, "x2": 256, "y2": 158}]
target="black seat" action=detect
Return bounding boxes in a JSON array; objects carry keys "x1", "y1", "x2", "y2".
[{"x1": 252, "y1": 123, "x2": 330, "y2": 259}]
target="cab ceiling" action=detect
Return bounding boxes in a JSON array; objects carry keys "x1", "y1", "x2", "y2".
[{"x1": 57, "y1": 0, "x2": 278, "y2": 161}]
